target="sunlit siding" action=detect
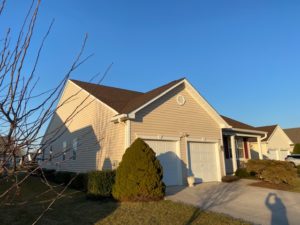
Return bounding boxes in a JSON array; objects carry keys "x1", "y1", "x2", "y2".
[
  {"x1": 250, "y1": 126, "x2": 293, "y2": 160},
  {"x1": 41, "y1": 81, "x2": 125, "y2": 172},
  {"x1": 130, "y1": 83, "x2": 222, "y2": 183}
]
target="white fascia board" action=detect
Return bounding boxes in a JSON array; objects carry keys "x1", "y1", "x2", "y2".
[
  {"x1": 184, "y1": 80, "x2": 231, "y2": 128},
  {"x1": 128, "y1": 78, "x2": 231, "y2": 129},
  {"x1": 41, "y1": 80, "x2": 71, "y2": 145},
  {"x1": 128, "y1": 79, "x2": 185, "y2": 116},
  {"x1": 230, "y1": 128, "x2": 267, "y2": 135},
  {"x1": 111, "y1": 113, "x2": 135, "y2": 123}
]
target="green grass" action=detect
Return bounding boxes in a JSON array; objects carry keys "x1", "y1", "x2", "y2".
[{"x1": 0, "y1": 175, "x2": 251, "y2": 225}]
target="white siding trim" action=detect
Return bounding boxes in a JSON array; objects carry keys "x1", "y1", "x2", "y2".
[
  {"x1": 136, "y1": 134, "x2": 180, "y2": 141},
  {"x1": 186, "y1": 137, "x2": 220, "y2": 143},
  {"x1": 128, "y1": 80, "x2": 185, "y2": 117},
  {"x1": 125, "y1": 120, "x2": 131, "y2": 149},
  {"x1": 184, "y1": 81, "x2": 230, "y2": 129}
]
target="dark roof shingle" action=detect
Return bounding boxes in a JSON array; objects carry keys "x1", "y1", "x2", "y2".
[
  {"x1": 284, "y1": 128, "x2": 300, "y2": 144},
  {"x1": 254, "y1": 125, "x2": 278, "y2": 141},
  {"x1": 221, "y1": 115, "x2": 257, "y2": 130},
  {"x1": 71, "y1": 78, "x2": 185, "y2": 114}
]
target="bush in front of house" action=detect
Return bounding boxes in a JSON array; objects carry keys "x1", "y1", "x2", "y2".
[
  {"x1": 235, "y1": 168, "x2": 250, "y2": 178},
  {"x1": 86, "y1": 170, "x2": 116, "y2": 199},
  {"x1": 112, "y1": 138, "x2": 165, "y2": 201},
  {"x1": 54, "y1": 171, "x2": 76, "y2": 185},
  {"x1": 41, "y1": 169, "x2": 87, "y2": 191},
  {"x1": 221, "y1": 175, "x2": 240, "y2": 183},
  {"x1": 41, "y1": 168, "x2": 56, "y2": 182},
  {"x1": 297, "y1": 165, "x2": 300, "y2": 177},
  {"x1": 246, "y1": 160, "x2": 297, "y2": 185},
  {"x1": 70, "y1": 173, "x2": 88, "y2": 191},
  {"x1": 293, "y1": 144, "x2": 300, "y2": 154}
]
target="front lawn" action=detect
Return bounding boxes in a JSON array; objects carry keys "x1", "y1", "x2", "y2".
[
  {"x1": 0, "y1": 175, "x2": 251, "y2": 225},
  {"x1": 249, "y1": 177, "x2": 300, "y2": 193}
]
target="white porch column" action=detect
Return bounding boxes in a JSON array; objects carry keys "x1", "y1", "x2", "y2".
[
  {"x1": 257, "y1": 136, "x2": 263, "y2": 159},
  {"x1": 230, "y1": 135, "x2": 238, "y2": 172}
]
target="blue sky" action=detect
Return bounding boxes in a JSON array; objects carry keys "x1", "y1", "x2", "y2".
[{"x1": 1, "y1": 0, "x2": 299, "y2": 128}]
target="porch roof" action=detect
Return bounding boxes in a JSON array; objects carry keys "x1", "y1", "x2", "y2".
[{"x1": 221, "y1": 115, "x2": 267, "y2": 137}]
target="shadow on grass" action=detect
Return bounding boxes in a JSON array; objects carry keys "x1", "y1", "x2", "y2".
[
  {"x1": 185, "y1": 208, "x2": 202, "y2": 225},
  {"x1": 0, "y1": 176, "x2": 119, "y2": 225}
]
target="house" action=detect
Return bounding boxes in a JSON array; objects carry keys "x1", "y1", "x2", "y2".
[
  {"x1": 0, "y1": 136, "x2": 22, "y2": 168},
  {"x1": 284, "y1": 127, "x2": 300, "y2": 147},
  {"x1": 250, "y1": 125, "x2": 293, "y2": 161},
  {"x1": 41, "y1": 78, "x2": 266, "y2": 186},
  {"x1": 220, "y1": 116, "x2": 267, "y2": 174}
]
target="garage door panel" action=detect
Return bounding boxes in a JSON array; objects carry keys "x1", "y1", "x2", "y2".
[
  {"x1": 188, "y1": 142, "x2": 219, "y2": 182},
  {"x1": 145, "y1": 140, "x2": 181, "y2": 186}
]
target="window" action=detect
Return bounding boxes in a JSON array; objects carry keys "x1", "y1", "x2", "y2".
[
  {"x1": 72, "y1": 138, "x2": 77, "y2": 160},
  {"x1": 49, "y1": 146, "x2": 53, "y2": 161},
  {"x1": 223, "y1": 136, "x2": 232, "y2": 159},
  {"x1": 62, "y1": 141, "x2": 67, "y2": 161},
  {"x1": 236, "y1": 138, "x2": 244, "y2": 159}
]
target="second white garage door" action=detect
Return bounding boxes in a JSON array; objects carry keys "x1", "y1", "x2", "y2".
[
  {"x1": 145, "y1": 140, "x2": 182, "y2": 186},
  {"x1": 187, "y1": 142, "x2": 219, "y2": 183}
]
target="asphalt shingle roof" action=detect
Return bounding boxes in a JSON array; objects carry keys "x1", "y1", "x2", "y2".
[
  {"x1": 71, "y1": 78, "x2": 185, "y2": 114},
  {"x1": 284, "y1": 128, "x2": 300, "y2": 144}
]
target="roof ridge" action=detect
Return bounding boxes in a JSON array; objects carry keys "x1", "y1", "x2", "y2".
[
  {"x1": 119, "y1": 78, "x2": 185, "y2": 113},
  {"x1": 70, "y1": 79, "x2": 144, "y2": 94},
  {"x1": 256, "y1": 124, "x2": 278, "y2": 128}
]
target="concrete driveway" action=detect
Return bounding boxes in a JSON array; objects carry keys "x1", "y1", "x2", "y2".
[{"x1": 166, "y1": 179, "x2": 300, "y2": 225}]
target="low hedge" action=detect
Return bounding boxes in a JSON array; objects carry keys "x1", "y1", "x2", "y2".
[
  {"x1": 41, "y1": 169, "x2": 87, "y2": 191},
  {"x1": 235, "y1": 168, "x2": 250, "y2": 178},
  {"x1": 87, "y1": 170, "x2": 116, "y2": 199},
  {"x1": 246, "y1": 160, "x2": 297, "y2": 185},
  {"x1": 222, "y1": 175, "x2": 240, "y2": 183},
  {"x1": 41, "y1": 169, "x2": 116, "y2": 195}
]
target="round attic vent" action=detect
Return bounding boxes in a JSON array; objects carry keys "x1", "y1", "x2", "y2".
[{"x1": 177, "y1": 95, "x2": 186, "y2": 106}]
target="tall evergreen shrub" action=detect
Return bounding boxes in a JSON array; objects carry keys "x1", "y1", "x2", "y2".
[{"x1": 112, "y1": 138, "x2": 165, "y2": 201}]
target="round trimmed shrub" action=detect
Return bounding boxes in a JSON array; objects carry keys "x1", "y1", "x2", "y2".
[
  {"x1": 246, "y1": 159, "x2": 297, "y2": 185},
  {"x1": 293, "y1": 144, "x2": 300, "y2": 154},
  {"x1": 112, "y1": 138, "x2": 165, "y2": 201}
]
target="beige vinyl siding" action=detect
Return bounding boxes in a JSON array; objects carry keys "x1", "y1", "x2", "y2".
[
  {"x1": 250, "y1": 126, "x2": 293, "y2": 160},
  {"x1": 267, "y1": 127, "x2": 293, "y2": 152},
  {"x1": 41, "y1": 81, "x2": 125, "y2": 172},
  {"x1": 130, "y1": 83, "x2": 223, "y2": 183}
]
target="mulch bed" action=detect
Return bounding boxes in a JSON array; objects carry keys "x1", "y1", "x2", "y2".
[{"x1": 249, "y1": 181, "x2": 292, "y2": 191}]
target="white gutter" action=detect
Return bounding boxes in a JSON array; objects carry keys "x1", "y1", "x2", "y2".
[
  {"x1": 111, "y1": 114, "x2": 135, "y2": 123},
  {"x1": 225, "y1": 128, "x2": 268, "y2": 140},
  {"x1": 229, "y1": 128, "x2": 267, "y2": 135}
]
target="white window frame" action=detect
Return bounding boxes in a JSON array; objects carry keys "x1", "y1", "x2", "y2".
[
  {"x1": 236, "y1": 138, "x2": 245, "y2": 160},
  {"x1": 62, "y1": 141, "x2": 67, "y2": 161},
  {"x1": 49, "y1": 146, "x2": 53, "y2": 161},
  {"x1": 72, "y1": 138, "x2": 78, "y2": 160}
]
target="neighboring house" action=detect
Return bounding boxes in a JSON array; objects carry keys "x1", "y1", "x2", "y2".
[
  {"x1": 250, "y1": 125, "x2": 293, "y2": 161},
  {"x1": 41, "y1": 78, "x2": 266, "y2": 185},
  {"x1": 284, "y1": 127, "x2": 300, "y2": 147},
  {"x1": 221, "y1": 116, "x2": 267, "y2": 174},
  {"x1": 0, "y1": 136, "x2": 21, "y2": 167}
]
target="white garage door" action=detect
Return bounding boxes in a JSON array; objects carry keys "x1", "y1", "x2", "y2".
[
  {"x1": 279, "y1": 150, "x2": 289, "y2": 161},
  {"x1": 145, "y1": 140, "x2": 182, "y2": 186},
  {"x1": 187, "y1": 142, "x2": 219, "y2": 183}
]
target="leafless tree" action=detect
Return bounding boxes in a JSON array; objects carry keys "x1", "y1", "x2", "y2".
[{"x1": 0, "y1": 0, "x2": 110, "y2": 223}]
